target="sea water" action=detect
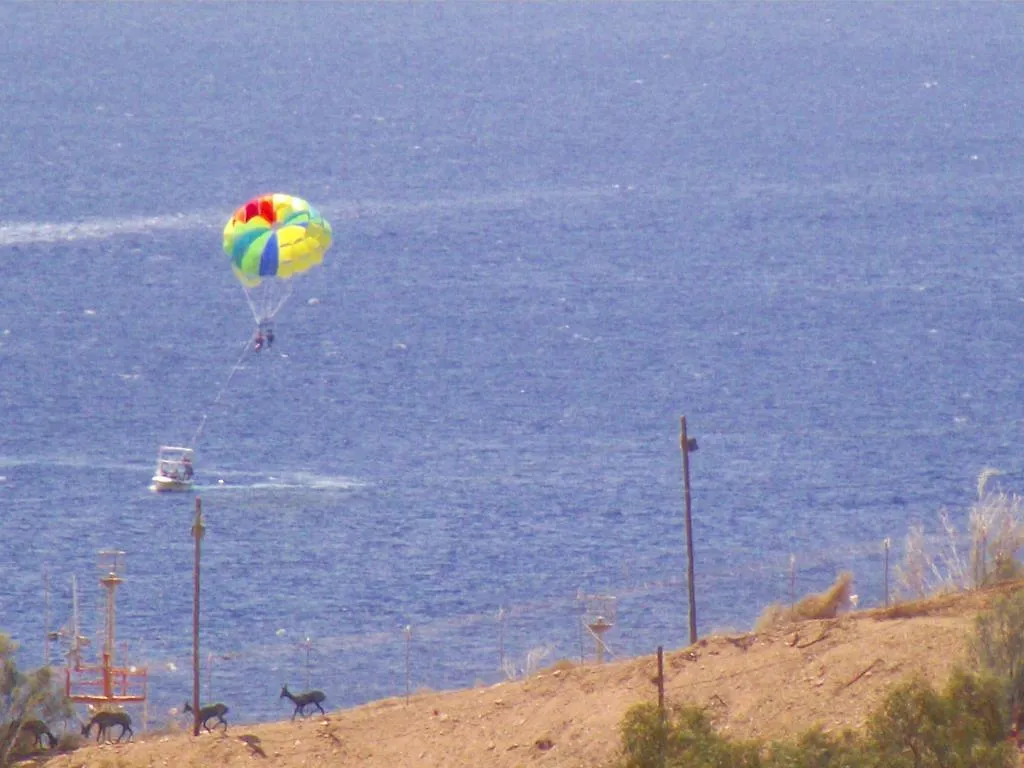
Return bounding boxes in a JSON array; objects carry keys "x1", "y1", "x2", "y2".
[{"x1": 1, "y1": 2, "x2": 1022, "y2": 723}]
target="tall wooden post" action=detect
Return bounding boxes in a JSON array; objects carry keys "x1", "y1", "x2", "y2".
[
  {"x1": 43, "y1": 567, "x2": 50, "y2": 667},
  {"x1": 680, "y1": 417, "x2": 698, "y2": 645},
  {"x1": 656, "y1": 645, "x2": 667, "y2": 768},
  {"x1": 191, "y1": 497, "x2": 205, "y2": 737},
  {"x1": 656, "y1": 646, "x2": 665, "y2": 713}
]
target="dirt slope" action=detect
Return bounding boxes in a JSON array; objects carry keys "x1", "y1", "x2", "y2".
[{"x1": 37, "y1": 592, "x2": 1002, "y2": 768}]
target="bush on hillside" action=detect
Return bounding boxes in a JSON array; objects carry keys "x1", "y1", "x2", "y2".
[
  {"x1": 754, "y1": 572, "x2": 854, "y2": 632},
  {"x1": 762, "y1": 728, "x2": 869, "y2": 768},
  {"x1": 618, "y1": 702, "x2": 761, "y2": 768},
  {"x1": 969, "y1": 477, "x2": 1024, "y2": 587},
  {"x1": 970, "y1": 587, "x2": 1024, "y2": 716},
  {"x1": 617, "y1": 669, "x2": 1014, "y2": 768},
  {"x1": 0, "y1": 633, "x2": 73, "y2": 766},
  {"x1": 897, "y1": 469, "x2": 1024, "y2": 599},
  {"x1": 865, "y1": 670, "x2": 1013, "y2": 768}
]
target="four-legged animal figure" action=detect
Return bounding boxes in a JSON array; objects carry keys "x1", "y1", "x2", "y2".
[
  {"x1": 21, "y1": 719, "x2": 57, "y2": 750},
  {"x1": 81, "y1": 710, "x2": 133, "y2": 743},
  {"x1": 184, "y1": 701, "x2": 229, "y2": 732},
  {"x1": 1, "y1": 718, "x2": 56, "y2": 751},
  {"x1": 280, "y1": 685, "x2": 326, "y2": 720}
]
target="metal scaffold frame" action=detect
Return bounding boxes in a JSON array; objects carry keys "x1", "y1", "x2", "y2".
[{"x1": 64, "y1": 551, "x2": 148, "y2": 708}]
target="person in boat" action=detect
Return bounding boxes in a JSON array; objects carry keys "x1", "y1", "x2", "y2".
[
  {"x1": 265, "y1": 327, "x2": 275, "y2": 347},
  {"x1": 253, "y1": 331, "x2": 264, "y2": 352},
  {"x1": 181, "y1": 455, "x2": 193, "y2": 480}
]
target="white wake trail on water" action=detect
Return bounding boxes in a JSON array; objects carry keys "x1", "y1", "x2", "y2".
[
  {"x1": 0, "y1": 210, "x2": 223, "y2": 246},
  {"x1": 0, "y1": 185, "x2": 621, "y2": 247}
]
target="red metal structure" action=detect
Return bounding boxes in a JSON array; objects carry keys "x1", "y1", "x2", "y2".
[{"x1": 64, "y1": 551, "x2": 148, "y2": 707}]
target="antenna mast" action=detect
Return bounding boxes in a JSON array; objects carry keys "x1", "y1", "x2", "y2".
[
  {"x1": 64, "y1": 552, "x2": 147, "y2": 709},
  {"x1": 579, "y1": 594, "x2": 617, "y2": 664}
]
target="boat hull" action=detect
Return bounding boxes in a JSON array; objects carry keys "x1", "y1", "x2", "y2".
[
  {"x1": 150, "y1": 445, "x2": 195, "y2": 492},
  {"x1": 150, "y1": 475, "x2": 193, "y2": 493}
]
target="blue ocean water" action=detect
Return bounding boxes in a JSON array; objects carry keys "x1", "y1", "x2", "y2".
[{"x1": 2, "y1": 2, "x2": 1023, "y2": 725}]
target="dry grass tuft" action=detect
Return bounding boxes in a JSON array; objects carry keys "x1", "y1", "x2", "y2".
[
  {"x1": 753, "y1": 604, "x2": 790, "y2": 633},
  {"x1": 871, "y1": 579, "x2": 1024, "y2": 621},
  {"x1": 754, "y1": 572, "x2": 853, "y2": 631},
  {"x1": 873, "y1": 596, "x2": 957, "y2": 620},
  {"x1": 896, "y1": 469, "x2": 1024, "y2": 598}
]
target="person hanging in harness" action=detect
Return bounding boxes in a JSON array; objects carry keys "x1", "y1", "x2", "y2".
[{"x1": 254, "y1": 321, "x2": 274, "y2": 352}]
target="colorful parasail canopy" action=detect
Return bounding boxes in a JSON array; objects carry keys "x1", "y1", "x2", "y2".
[{"x1": 222, "y1": 193, "x2": 332, "y2": 323}]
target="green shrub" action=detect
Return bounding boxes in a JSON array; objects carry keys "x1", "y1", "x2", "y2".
[
  {"x1": 762, "y1": 728, "x2": 869, "y2": 768},
  {"x1": 619, "y1": 702, "x2": 761, "y2": 768},
  {"x1": 618, "y1": 669, "x2": 1014, "y2": 768},
  {"x1": 618, "y1": 702, "x2": 673, "y2": 768},
  {"x1": 0, "y1": 633, "x2": 73, "y2": 767},
  {"x1": 863, "y1": 671, "x2": 1012, "y2": 768},
  {"x1": 970, "y1": 587, "x2": 1024, "y2": 713}
]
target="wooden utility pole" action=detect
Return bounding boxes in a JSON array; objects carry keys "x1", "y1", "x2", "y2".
[
  {"x1": 680, "y1": 417, "x2": 698, "y2": 645},
  {"x1": 191, "y1": 497, "x2": 205, "y2": 737},
  {"x1": 655, "y1": 645, "x2": 666, "y2": 768},
  {"x1": 655, "y1": 646, "x2": 665, "y2": 713}
]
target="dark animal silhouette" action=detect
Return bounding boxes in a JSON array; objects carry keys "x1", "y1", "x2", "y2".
[
  {"x1": 280, "y1": 684, "x2": 326, "y2": 720},
  {"x1": 21, "y1": 719, "x2": 57, "y2": 749},
  {"x1": 81, "y1": 710, "x2": 133, "y2": 743},
  {"x1": 2, "y1": 718, "x2": 56, "y2": 750},
  {"x1": 184, "y1": 700, "x2": 229, "y2": 732}
]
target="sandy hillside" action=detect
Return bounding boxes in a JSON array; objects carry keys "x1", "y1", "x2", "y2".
[{"x1": 34, "y1": 589, "x2": 1013, "y2": 768}]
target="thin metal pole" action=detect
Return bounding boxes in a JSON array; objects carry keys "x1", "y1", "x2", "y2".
[
  {"x1": 789, "y1": 554, "x2": 797, "y2": 608},
  {"x1": 681, "y1": 416, "x2": 697, "y2": 645},
  {"x1": 883, "y1": 537, "x2": 891, "y2": 608},
  {"x1": 404, "y1": 625, "x2": 412, "y2": 704},
  {"x1": 305, "y1": 638, "x2": 312, "y2": 691},
  {"x1": 191, "y1": 497, "x2": 205, "y2": 737},
  {"x1": 498, "y1": 607, "x2": 506, "y2": 676}
]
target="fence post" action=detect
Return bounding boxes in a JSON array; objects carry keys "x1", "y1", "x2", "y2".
[
  {"x1": 789, "y1": 554, "x2": 796, "y2": 608},
  {"x1": 404, "y1": 625, "x2": 412, "y2": 704},
  {"x1": 883, "y1": 537, "x2": 891, "y2": 608},
  {"x1": 191, "y1": 497, "x2": 205, "y2": 738},
  {"x1": 498, "y1": 607, "x2": 506, "y2": 676}
]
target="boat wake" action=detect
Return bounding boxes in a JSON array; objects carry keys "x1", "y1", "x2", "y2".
[
  {"x1": 0, "y1": 455, "x2": 366, "y2": 496},
  {"x1": 0, "y1": 185, "x2": 617, "y2": 247},
  {"x1": 0, "y1": 210, "x2": 222, "y2": 247},
  {"x1": 197, "y1": 471, "x2": 367, "y2": 493}
]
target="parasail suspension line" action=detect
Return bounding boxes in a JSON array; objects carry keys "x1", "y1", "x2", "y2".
[
  {"x1": 190, "y1": 335, "x2": 258, "y2": 449},
  {"x1": 242, "y1": 280, "x2": 293, "y2": 327}
]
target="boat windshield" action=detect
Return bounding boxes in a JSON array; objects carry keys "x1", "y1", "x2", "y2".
[{"x1": 155, "y1": 447, "x2": 194, "y2": 480}]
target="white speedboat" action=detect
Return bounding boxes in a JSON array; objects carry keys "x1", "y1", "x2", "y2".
[{"x1": 150, "y1": 446, "x2": 195, "y2": 492}]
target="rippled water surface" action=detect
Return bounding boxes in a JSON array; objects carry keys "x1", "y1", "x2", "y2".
[{"x1": 1, "y1": 2, "x2": 1023, "y2": 724}]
